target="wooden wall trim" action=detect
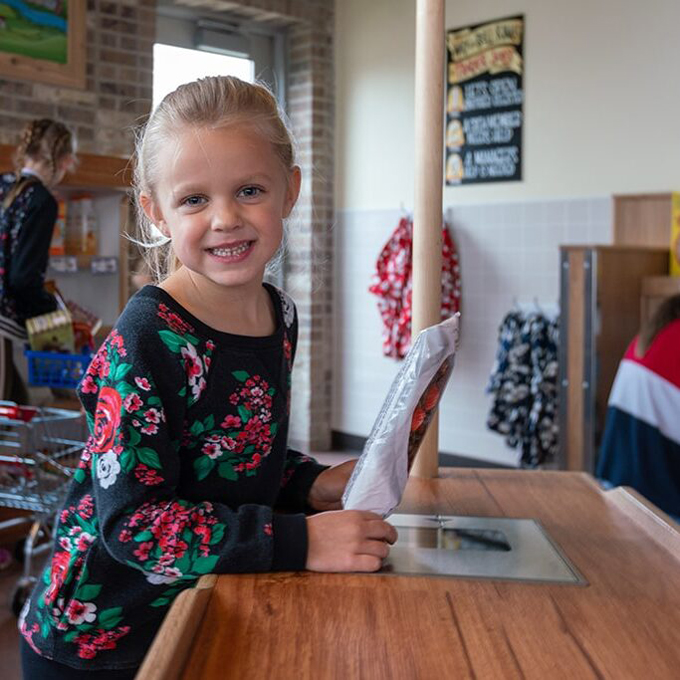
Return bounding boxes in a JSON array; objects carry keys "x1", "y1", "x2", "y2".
[{"x1": 0, "y1": 144, "x2": 132, "y2": 189}]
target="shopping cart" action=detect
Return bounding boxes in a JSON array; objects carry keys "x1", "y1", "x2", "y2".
[{"x1": 0, "y1": 401, "x2": 86, "y2": 615}]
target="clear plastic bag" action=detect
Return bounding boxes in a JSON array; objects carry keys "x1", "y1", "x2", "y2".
[{"x1": 342, "y1": 314, "x2": 460, "y2": 516}]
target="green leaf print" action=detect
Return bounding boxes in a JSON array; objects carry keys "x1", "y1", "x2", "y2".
[
  {"x1": 40, "y1": 620, "x2": 51, "y2": 638},
  {"x1": 218, "y1": 462, "x2": 237, "y2": 481},
  {"x1": 116, "y1": 381, "x2": 134, "y2": 399},
  {"x1": 204, "y1": 414, "x2": 215, "y2": 430},
  {"x1": 76, "y1": 583, "x2": 102, "y2": 600},
  {"x1": 74, "y1": 468, "x2": 86, "y2": 484},
  {"x1": 147, "y1": 396, "x2": 161, "y2": 406},
  {"x1": 120, "y1": 449, "x2": 135, "y2": 473},
  {"x1": 193, "y1": 555, "x2": 219, "y2": 574},
  {"x1": 232, "y1": 370, "x2": 249, "y2": 382},
  {"x1": 210, "y1": 524, "x2": 225, "y2": 545},
  {"x1": 64, "y1": 630, "x2": 78, "y2": 642},
  {"x1": 150, "y1": 597, "x2": 171, "y2": 607},
  {"x1": 237, "y1": 405, "x2": 251, "y2": 422},
  {"x1": 128, "y1": 426, "x2": 142, "y2": 447},
  {"x1": 174, "y1": 554, "x2": 191, "y2": 574},
  {"x1": 137, "y1": 447, "x2": 161, "y2": 468},
  {"x1": 194, "y1": 456, "x2": 214, "y2": 481},
  {"x1": 270, "y1": 423, "x2": 279, "y2": 437},
  {"x1": 267, "y1": 388, "x2": 275, "y2": 396},
  {"x1": 190, "y1": 420, "x2": 204, "y2": 437},
  {"x1": 112, "y1": 363, "x2": 133, "y2": 383},
  {"x1": 134, "y1": 530, "x2": 154, "y2": 542},
  {"x1": 98, "y1": 607, "x2": 123, "y2": 629},
  {"x1": 158, "y1": 330, "x2": 188, "y2": 353}
]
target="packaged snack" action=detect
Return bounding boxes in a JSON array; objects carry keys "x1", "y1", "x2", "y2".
[
  {"x1": 342, "y1": 313, "x2": 460, "y2": 516},
  {"x1": 26, "y1": 309, "x2": 74, "y2": 353},
  {"x1": 49, "y1": 200, "x2": 67, "y2": 256}
]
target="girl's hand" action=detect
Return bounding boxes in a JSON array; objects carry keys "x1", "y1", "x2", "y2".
[
  {"x1": 306, "y1": 510, "x2": 398, "y2": 572},
  {"x1": 308, "y1": 460, "x2": 357, "y2": 512}
]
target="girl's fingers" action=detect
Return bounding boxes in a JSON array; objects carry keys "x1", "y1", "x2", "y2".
[
  {"x1": 357, "y1": 539, "x2": 391, "y2": 560},
  {"x1": 352, "y1": 554, "x2": 383, "y2": 572},
  {"x1": 364, "y1": 519, "x2": 398, "y2": 544}
]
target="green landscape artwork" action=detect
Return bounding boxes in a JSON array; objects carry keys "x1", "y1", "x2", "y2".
[{"x1": 0, "y1": 0, "x2": 68, "y2": 64}]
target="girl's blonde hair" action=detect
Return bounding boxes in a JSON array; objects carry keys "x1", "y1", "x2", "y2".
[
  {"x1": 3, "y1": 119, "x2": 75, "y2": 208},
  {"x1": 133, "y1": 76, "x2": 297, "y2": 283}
]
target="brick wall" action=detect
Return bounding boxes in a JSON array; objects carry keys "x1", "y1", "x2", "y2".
[
  {"x1": 286, "y1": 13, "x2": 335, "y2": 452},
  {"x1": 0, "y1": 0, "x2": 155, "y2": 157}
]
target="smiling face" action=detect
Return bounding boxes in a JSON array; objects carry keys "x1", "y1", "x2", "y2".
[{"x1": 141, "y1": 124, "x2": 300, "y2": 296}]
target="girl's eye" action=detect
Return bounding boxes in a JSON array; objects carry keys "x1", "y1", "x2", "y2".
[
  {"x1": 238, "y1": 186, "x2": 263, "y2": 199},
  {"x1": 182, "y1": 195, "x2": 206, "y2": 207}
]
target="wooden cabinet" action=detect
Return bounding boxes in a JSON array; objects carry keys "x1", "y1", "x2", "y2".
[
  {"x1": 558, "y1": 245, "x2": 669, "y2": 472},
  {"x1": 613, "y1": 193, "x2": 673, "y2": 248}
]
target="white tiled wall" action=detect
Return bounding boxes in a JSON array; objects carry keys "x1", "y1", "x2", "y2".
[{"x1": 332, "y1": 197, "x2": 612, "y2": 466}]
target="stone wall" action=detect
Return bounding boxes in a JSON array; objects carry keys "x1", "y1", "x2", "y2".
[{"x1": 0, "y1": 0, "x2": 155, "y2": 157}]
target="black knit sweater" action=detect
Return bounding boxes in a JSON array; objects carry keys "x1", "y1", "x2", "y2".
[
  {"x1": 20, "y1": 284, "x2": 326, "y2": 670},
  {"x1": 0, "y1": 172, "x2": 58, "y2": 324}
]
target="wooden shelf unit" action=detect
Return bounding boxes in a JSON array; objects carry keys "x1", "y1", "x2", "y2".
[
  {"x1": 1, "y1": 144, "x2": 136, "y2": 315},
  {"x1": 558, "y1": 245, "x2": 669, "y2": 472}
]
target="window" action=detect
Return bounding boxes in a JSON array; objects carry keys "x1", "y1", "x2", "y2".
[
  {"x1": 152, "y1": 43, "x2": 254, "y2": 110},
  {"x1": 153, "y1": 5, "x2": 286, "y2": 110}
]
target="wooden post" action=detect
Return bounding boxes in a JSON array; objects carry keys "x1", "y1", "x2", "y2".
[{"x1": 411, "y1": 0, "x2": 444, "y2": 478}]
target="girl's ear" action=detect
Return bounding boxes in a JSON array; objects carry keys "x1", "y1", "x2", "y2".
[
  {"x1": 283, "y1": 166, "x2": 301, "y2": 219},
  {"x1": 139, "y1": 193, "x2": 169, "y2": 237}
]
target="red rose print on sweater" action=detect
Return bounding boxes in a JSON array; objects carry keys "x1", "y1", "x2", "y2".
[{"x1": 92, "y1": 387, "x2": 122, "y2": 453}]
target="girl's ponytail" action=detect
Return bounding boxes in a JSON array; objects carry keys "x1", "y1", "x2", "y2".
[{"x1": 2, "y1": 119, "x2": 75, "y2": 209}]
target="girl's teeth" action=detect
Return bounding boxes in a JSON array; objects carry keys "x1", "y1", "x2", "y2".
[{"x1": 211, "y1": 243, "x2": 250, "y2": 257}]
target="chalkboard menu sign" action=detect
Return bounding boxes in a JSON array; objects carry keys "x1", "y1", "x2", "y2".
[{"x1": 445, "y1": 16, "x2": 524, "y2": 185}]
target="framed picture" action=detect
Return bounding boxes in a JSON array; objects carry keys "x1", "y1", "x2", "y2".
[{"x1": 0, "y1": 0, "x2": 86, "y2": 89}]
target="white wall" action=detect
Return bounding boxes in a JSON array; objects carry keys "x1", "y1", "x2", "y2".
[
  {"x1": 335, "y1": 0, "x2": 680, "y2": 209},
  {"x1": 333, "y1": 0, "x2": 679, "y2": 464}
]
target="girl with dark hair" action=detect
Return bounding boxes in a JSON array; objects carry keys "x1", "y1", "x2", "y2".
[
  {"x1": 597, "y1": 294, "x2": 680, "y2": 519},
  {"x1": 0, "y1": 118, "x2": 77, "y2": 401}
]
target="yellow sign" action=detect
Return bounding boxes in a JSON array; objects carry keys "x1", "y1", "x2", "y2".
[
  {"x1": 449, "y1": 45, "x2": 523, "y2": 84},
  {"x1": 447, "y1": 18, "x2": 523, "y2": 62},
  {"x1": 671, "y1": 192, "x2": 680, "y2": 276}
]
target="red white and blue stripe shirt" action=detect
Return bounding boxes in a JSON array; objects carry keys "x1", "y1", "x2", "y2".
[{"x1": 597, "y1": 319, "x2": 680, "y2": 518}]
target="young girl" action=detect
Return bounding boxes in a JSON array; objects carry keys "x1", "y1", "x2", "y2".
[
  {"x1": 0, "y1": 119, "x2": 76, "y2": 401},
  {"x1": 19, "y1": 76, "x2": 397, "y2": 679}
]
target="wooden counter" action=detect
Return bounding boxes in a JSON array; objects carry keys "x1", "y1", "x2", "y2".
[{"x1": 138, "y1": 470, "x2": 680, "y2": 679}]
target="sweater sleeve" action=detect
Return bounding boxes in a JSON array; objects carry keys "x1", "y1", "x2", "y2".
[
  {"x1": 80, "y1": 308, "x2": 309, "y2": 582},
  {"x1": 276, "y1": 449, "x2": 328, "y2": 512},
  {"x1": 8, "y1": 188, "x2": 58, "y2": 319}
]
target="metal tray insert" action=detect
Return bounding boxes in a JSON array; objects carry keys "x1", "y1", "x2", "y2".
[{"x1": 382, "y1": 514, "x2": 586, "y2": 585}]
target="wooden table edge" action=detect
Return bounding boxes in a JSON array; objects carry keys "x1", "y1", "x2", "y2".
[
  {"x1": 604, "y1": 486, "x2": 680, "y2": 557},
  {"x1": 135, "y1": 574, "x2": 217, "y2": 680}
]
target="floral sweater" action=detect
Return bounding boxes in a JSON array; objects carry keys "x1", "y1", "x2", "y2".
[{"x1": 20, "y1": 284, "x2": 327, "y2": 670}]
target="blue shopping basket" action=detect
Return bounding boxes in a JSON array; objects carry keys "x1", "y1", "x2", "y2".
[{"x1": 24, "y1": 349, "x2": 92, "y2": 389}]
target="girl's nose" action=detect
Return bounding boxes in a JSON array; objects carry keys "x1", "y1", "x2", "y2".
[{"x1": 211, "y1": 200, "x2": 240, "y2": 230}]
